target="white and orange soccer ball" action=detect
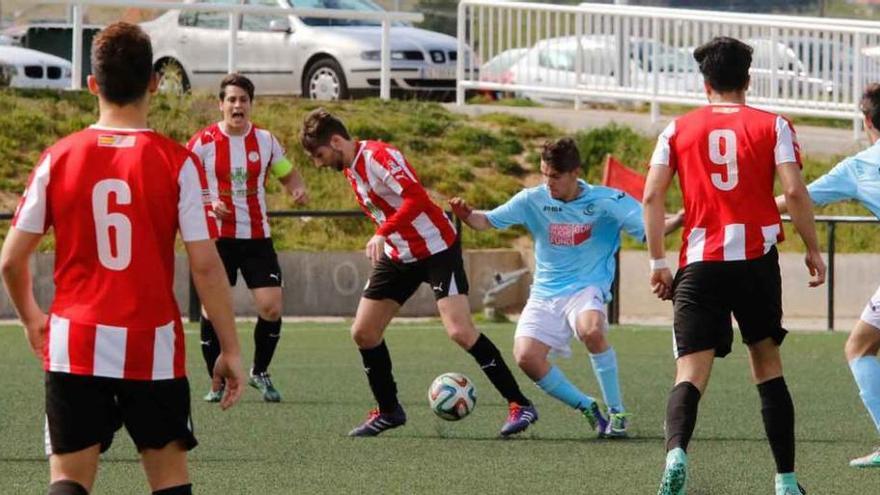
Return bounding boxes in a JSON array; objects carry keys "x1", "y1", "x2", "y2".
[{"x1": 428, "y1": 372, "x2": 477, "y2": 421}]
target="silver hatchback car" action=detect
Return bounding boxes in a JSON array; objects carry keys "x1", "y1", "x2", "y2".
[{"x1": 141, "y1": 0, "x2": 463, "y2": 99}]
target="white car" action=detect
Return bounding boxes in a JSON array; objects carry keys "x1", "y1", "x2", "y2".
[
  {"x1": 142, "y1": 0, "x2": 466, "y2": 99},
  {"x1": 0, "y1": 45, "x2": 72, "y2": 89}
]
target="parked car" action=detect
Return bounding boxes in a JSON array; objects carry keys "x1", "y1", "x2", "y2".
[
  {"x1": 0, "y1": 45, "x2": 72, "y2": 89},
  {"x1": 504, "y1": 35, "x2": 701, "y2": 104},
  {"x1": 142, "y1": 0, "x2": 468, "y2": 99}
]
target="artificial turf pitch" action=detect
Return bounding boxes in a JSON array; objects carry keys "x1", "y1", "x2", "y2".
[{"x1": 0, "y1": 322, "x2": 875, "y2": 494}]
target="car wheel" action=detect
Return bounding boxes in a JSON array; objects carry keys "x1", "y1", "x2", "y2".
[
  {"x1": 305, "y1": 58, "x2": 349, "y2": 100},
  {"x1": 157, "y1": 59, "x2": 190, "y2": 95}
]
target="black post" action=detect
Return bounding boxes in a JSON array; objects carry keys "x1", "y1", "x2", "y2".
[
  {"x1": 827, "y1": 221, "x2": 836, "y2": 332},
  {"x1": 609, "y1": 249, "x2": 621, "y2": 325},
  {"x1": 188, "y1": 273, "x2": 201, "y2": 323}
]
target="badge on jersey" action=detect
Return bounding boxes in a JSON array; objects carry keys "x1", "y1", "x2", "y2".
[
  {"x1": 248, "y1": 151, "x2": 260, "y2": 163},
  {"x1": 97, "y1": 134, "x2": 136, "y2": 148}
]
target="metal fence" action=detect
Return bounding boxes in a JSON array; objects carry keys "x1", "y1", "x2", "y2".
[
  {"x1": 1, "y1": 210, "x2": 876, "y2": 330},
  {"x1": 456, "y1": 0, "x2": 880, "y2": 137},
  {"x1": 39, "y1": 0, "x2": 423, "y2": 99}
]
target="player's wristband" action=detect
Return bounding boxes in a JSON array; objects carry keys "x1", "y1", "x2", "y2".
[{"x1": 649, "y1": 258, "x2": 668, "y2": 271}]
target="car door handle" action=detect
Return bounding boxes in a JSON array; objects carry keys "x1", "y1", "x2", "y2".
[{"x1": 178, "y1": 35, "x2": 188, "y2": 44}]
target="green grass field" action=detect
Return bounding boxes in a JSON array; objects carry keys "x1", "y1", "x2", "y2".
[{"x1": 0, "y1": 322, "x2": 876, "y2": 494}]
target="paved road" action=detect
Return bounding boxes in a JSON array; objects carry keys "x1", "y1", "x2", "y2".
[{"x1": 445, "y1": 103, "x2": 867, "y2": 159}]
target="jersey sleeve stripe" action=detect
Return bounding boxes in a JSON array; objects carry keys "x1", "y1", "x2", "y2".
[
  {"x1": 774, "y1": 116, "x2": 799, "y2": 165},
  {"x1": 13, "y1": 153, "x2": 52, "y2": 234},
  {"x1": 650, "y1": 121, "x2": 676, "y2": 167},
  {"x1": 178, "y1": 158, "x2": 216, "y2": 242}
]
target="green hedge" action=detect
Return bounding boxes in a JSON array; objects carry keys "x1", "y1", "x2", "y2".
[{"x1": 0, "y1": 89, "x2": 875, "y2": 252}]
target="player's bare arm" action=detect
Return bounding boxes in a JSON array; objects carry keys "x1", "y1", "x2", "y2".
[
  {"x1": 279, "y1": 168, "x2": 309, "y2": 205},
  {"x1": 186, "y1": 239, "x2": 244, "y2": 410},
  {"x1": 0, "y1": 228, "x2": 48, "y2": 358},
  {"x1": 643, "y1": 165, "x2": 676, "y2": 301},
  {"x1": 448, "y1": 197, "x2": 492, "y2": 231},
  {"x1": 777, "y1": 162, "x2": 826, "y2": 287}
]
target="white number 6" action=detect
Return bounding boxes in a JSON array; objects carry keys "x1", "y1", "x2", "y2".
[
  {"x1": 708, "y1": 129, "x2": 738, "y2": 191},
  {"x1": 92, "y1": 179, "x2": 132, "y2": 271}
]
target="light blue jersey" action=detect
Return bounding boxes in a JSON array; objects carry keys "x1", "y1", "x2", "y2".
[
  {"x1": 808, "y1": 140, "x2": 880, "y2": 218},
  {"x1": 486, "y1": 180, "x2": 645, "y2": 300}
]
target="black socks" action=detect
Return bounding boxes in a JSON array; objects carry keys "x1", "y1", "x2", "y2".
[
  {"x1": 252, "y1": 317, "x2": 282, "y2": 374},
  {"x1": 467, "y1": 333, "x2": 531, "y2": 406},
  {"x1": 359, "y1": 340, "x2": 400, "y2": 413},
  {"x1": 758, "y1": 376, "x2": 796, "y2": 473},
  {"x1": 665, "y1": 381, "x2": 702, "y2": 452},
  {"x1": 199, "y1": 317, "x2": 220, "y2": 378}
]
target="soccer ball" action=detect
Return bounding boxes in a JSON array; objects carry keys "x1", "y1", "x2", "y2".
[{"x1": 428, "y1": 372, "x2": 477, "y2": 421}]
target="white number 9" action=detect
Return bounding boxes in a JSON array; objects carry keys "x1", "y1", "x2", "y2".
[{"x1": 708, "y1": 129, "x2": 738, "y2": 191}]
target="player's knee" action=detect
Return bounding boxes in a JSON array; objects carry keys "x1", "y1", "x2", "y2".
[
  {"x1": 446, "y1": 325, "x2": 476, "y2": 348},
  {"x1": 350, "y1": 324, "x2": 380, "y2": 349},
  {"x1": 513, "y1": 347, "x2": 538, "y2": 371},
  {"x1": 258, "y1": 305, "x2": 282, "y2": 322},
  {"x1": 48, "y1": 480, "x2": 89, "y2": 495},
  {"x1": 580, "y1": 327, "x2": 606, "y2": 352}
]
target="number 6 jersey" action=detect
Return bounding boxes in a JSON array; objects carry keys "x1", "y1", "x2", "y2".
[
  {"x1": 649, "y1": 104, "x2": 801, "y2": 267},
  {"x1": 12, "y1": 125, "x2": 217, "y2": 380}
]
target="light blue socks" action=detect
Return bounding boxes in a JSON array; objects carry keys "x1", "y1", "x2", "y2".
[
  {"x1": 536, "y1": 365, "x2": 595, "y2": 411},
  {"x1": 590, "y1": 347, "x2": 624, "y2": 413},
  {"x1": 850, "y1": 356, "x2": 880, "y2": 433}
]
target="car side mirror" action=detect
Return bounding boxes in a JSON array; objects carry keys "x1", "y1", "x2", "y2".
[{"x1": 269, "y1": 18, "x2": 292, "y2": 34}]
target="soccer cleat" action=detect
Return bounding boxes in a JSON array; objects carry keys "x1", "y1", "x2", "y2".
[
  {"x1": 248, "y1": 371, "x2": 282, "y2": 402},
  {"x1": 657, "y1": 447, "x2": 688, "y2": 495},
  {"x1": 604, "y1": 410, "x2": 632, "y2": 438},
  {"x1": 581, "y1": 401, "x2": 609, "y2": 437},
  {"x1": 775, "y1": 473, "x2": 806, "y2": 495},
  {"x1": 849, "y1": 447, "x2": 880, "y2": 468},
  {"x1": 348, "y1": 405, "x2": 407, "y2": 437},
  {"x1": 500, "y1": 402, "x2": 538, "y2": 437},
  {"x1": 203, "y1": 386, "x2": 224, "y2": 403}
]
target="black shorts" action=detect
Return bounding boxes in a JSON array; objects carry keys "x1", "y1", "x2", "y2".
[
  {"x1": 216, "y1": 238, "x2": 282, "y2": 289},
  {"x1": 363, "y1": 241, "x2": 470, "y2": 305},
  {"x1": 672, "y1": 247, "x2": 786, "y2": 359},
  {"x1": 44, "y1": 372, "x2": 197, "y2": 455}
]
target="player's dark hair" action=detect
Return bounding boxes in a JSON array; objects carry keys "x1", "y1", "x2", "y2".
[
  {"x1": 693, "y1": 36, "x2": 753, "y2": 93},
  {"x1": 860, "y1": 83, "x2": 880, "y2": 130},
  {"x1": 90, "y1": 22, "x2": 153, "y2": 105},
  {"x1": 541, "y1": 137, "x2": 581, "y2": 173},
  {"x1": 219, "y1": 73, "x2": 255, "y2": 101},
  {"x1": 300, "y1": 108, "x2": 351, "y2": 152}
]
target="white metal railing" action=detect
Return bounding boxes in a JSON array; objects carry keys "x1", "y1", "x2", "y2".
[
  {"x1": 457, "y1": 0, "x2": 880, "y2": 136},
  {"x1": 40, "y1": 0, "x2": 423, "y2": 99}
]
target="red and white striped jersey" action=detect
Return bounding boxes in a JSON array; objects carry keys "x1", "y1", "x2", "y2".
[
  {"x1": 650, "y1": 104, "x2": 801, "y2": 267},
  {"x1": 187, "y1": 122, "x2": 287, "y2": 239},
  {"x1": 345, "y1": 140, "x2": 457, "y2": 263},
  {"x1": 12, "y1": 126, "x2": 217, "y2": 380}
]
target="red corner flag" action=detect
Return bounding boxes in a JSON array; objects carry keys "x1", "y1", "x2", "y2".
[{"x1": 601, "y1": 154, "x2": 646, "y2": 202}]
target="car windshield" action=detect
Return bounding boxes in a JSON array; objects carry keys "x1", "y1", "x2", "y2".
[{"x1": 286, "y1": 0, "x2": 389, "y2": 27}]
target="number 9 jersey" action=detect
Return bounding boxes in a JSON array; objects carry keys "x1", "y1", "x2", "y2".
[
  {"x1": 11, "y1": 125, "x2": 217, "y2": 380},
  {"x1": 649, "y1": 104, "x2": 801, "y2": 267}
]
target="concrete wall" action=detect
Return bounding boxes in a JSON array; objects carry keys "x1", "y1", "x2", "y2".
[
  {"x1": 618, "y1": 251, "x2": 880, "y2": 329},
  {"x1": 0, "y1": 250, "x2": 530, "y2": 319},
  {"x1": 3, "y1": 250, "x2": 877, "y2": 327}
]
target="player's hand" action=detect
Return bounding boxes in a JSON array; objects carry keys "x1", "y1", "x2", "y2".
[
  {"x1": 650, "y1": 268, "x2": 674, "y2": 301},
  {"x1": 805, "y1": 249, "x2": 826, "y2": 288},
  {"x1": 212, "y1": 200, "x2": 233, "y2": 220},
  {"x1": 212, "y1": 352, "x2": 244, "y2": 411},
  {"x1": 291, "y1": 186, "x2": 309, "y2": 205},
  {"x1": 365, "y1": 235, "x2": 386, "y2": 265},
  {"x1": 448, "y1": 197, "x2": 473, "y2": 220},
  {"x1": 22, "y1": 312, "x2": 49, "y2": 360}
]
